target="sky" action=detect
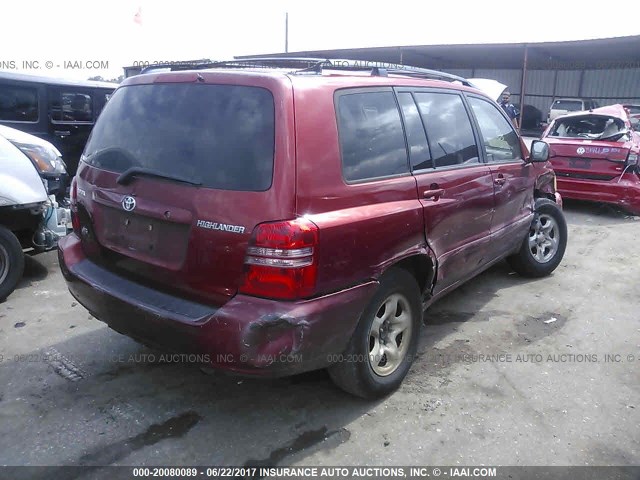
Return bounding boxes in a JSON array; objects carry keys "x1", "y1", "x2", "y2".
[{"x1": 2, "y1": 0, "x2": 640, "y2": 81}]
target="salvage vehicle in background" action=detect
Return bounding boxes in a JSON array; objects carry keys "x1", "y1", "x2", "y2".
[
  {"x1": 0, "y1": 72, "x2": 117, "y2": 175},
  {"x1": 0, "y1": 132, "x2": 70, "y2": 300},
  {"x1": 0, "y1": 125, "x2": 69, "y2": 204},
  {"x1": 547, "y1": 98, "x2": 599, "y2": 124},
  {"x1": 58, "y1": 58, "x2": 566, "y2": 398},
  {"x1": 623, "y1": 104, "x2": 640, "y2": 131},
  {"x1": 542, "y1": 104, "x2": 640, "y2": 215}
]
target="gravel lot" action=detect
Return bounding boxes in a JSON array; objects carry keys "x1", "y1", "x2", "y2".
[{"x1": 0, "y1": 200, "x2": 639, "y2": 473}]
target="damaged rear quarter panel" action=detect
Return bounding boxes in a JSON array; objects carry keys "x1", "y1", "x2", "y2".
[{"x1": 202, "y1": 282, "x2": 378, "y2": 373}]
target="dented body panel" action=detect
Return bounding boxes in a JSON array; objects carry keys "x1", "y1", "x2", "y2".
[
  {"x1": 59, "y1": 234, "x2": 377, "y2": 376},
  {"x1": 57, "y1": 67, "x2": 562, "y2": 378},
  {"x1": 542, "y1": 104, "x2": 640, "y2": 214}
]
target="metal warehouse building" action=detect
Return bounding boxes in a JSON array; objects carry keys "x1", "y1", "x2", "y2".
[{"x1": 241, "y1": 35, "x2": 640, "y2": 127}]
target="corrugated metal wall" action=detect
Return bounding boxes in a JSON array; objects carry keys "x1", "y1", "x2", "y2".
[
  {"x1": 443, "y1": 67, "x2": 640, "y2": 123},
  {"x1": 582, "y1": 68, "x2": 640, "y2": 103}
]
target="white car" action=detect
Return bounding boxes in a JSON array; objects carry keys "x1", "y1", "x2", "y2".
[
  {"x1": 547, "y1": 98, "x2": 599, "y2": 123},
  {"x1": 0, "y1": 125, "x2": 69, "y2": 202},
  {"x1": 0, "y1": 129, "x2": 71, "y2": 300}
]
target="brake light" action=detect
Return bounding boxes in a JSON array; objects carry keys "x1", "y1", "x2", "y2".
[
  {"x1": 70, "y1": 177, "x2": 80, "y2": 234},
  {"x1": 240, "y1": 218, "x2": 319, "y2": 300}
]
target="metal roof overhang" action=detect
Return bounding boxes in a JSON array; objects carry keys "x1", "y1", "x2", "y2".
[{"x1": 237, "y1": 35, "x2": 640, "y2": 70}]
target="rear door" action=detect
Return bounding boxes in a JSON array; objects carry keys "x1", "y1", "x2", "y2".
[
  {"x1": 76, "y1": 76, "x2": 295, "y2": 307},
  {"x1": 396, "y1": 89, "x2": 495, "y2": 294},
  {"x1": 466, "y1": 95, "x2": 535, "y2": 256},
  {"x1": 47, "y1": 86, "x2": 96, "y2": 174}
]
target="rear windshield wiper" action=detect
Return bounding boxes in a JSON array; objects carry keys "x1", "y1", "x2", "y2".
[{"x1": 116, "y1": 167, "x2": 202, "y2": 186}]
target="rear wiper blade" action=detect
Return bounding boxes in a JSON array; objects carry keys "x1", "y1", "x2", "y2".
[{"x1": 116, "y1": 167, "x2": 202, "y2": 186}]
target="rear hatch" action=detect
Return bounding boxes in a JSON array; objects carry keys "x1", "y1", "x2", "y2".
[
  {"x1": 75, "y1": 72, "x2": 295, "y2": 306},
  {"x1": 545, "y1": 113, "x2": 631, "y2": 181}
]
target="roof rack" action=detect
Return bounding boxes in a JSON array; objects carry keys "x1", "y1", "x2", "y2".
[
  {"x1": 139, "y1": 60, "x2": 215, "y2": 74},
  {"x1": 139, "y1": 57, "x2": 473, "y2": 86}
]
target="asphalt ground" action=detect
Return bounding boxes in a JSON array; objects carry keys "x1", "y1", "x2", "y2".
[{"x1": 0, "y1": 200, "x2": 638, "y2": 477}]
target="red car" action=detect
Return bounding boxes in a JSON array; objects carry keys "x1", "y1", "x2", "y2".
[
  {"x1": 58, "y1": 59, "x2": 566, "y2": 398},
  {"x1": 542, "y1": 104, "x2": 640, "y2": 215}
]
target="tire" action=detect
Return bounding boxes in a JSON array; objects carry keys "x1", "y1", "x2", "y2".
[
  {"x1": 0, "y1": 225, "x2": 25, "y2": 301},
  {"x1": 328, "y1": 268, "x2": 422, "y2": 399},
  {"x1": 507, "y1": 198, "x2": 567, "y2": 278}
]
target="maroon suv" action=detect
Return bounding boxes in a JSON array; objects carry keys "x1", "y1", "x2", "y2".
[{"x1": 58, "y1": 59, "x2": 566, "y2": 398}]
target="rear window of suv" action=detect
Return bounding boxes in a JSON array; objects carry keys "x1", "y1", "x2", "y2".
[{"x1": 83, "y1": 84, "x2": 275, "y2": 191}]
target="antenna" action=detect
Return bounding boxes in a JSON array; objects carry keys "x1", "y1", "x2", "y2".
[{"x1": 285, "y1": 12, "x2": 289, "y2": 53}]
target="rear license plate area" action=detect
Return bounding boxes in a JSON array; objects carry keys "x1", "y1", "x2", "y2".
[
  {"x1": 99, "y1": 206, "x2": 189, "y2": 265},
  {"x1": 568, "y1": 158, "x2": 592, "y2": 169}
]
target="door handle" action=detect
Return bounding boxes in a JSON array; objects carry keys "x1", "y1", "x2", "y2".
[
  {"x1": 423, "y1": 188, "x2": 444, "y2": 200},
  {"x1": 494, "y1": 174, "x2": 506, "y2": 186},
  {"x1": 54, "y1": 130, "x2": 71, "y2": 137}
]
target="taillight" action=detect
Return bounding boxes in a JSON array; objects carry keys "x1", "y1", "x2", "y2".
[
  {"x1": 70, "y1": 177, "x2": 80, "y2": 234},
  {"x1": 240, "y1": 218, "x2": 319, "y2": 300}
]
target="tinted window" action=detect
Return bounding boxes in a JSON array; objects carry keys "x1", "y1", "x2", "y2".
[
  {"x1": 468, "y1": 97, "x2": 522, "y2": 162},
  {"x1": 83, "y1": 84, "x2": 274, "y2": 191},
  {"x1": 50, "y1": 91, "x2": 94, "y2": 122},
  {"x1": 397, "y1": 92, "x2": 432, "y2": 170},
  {"x1": 414, "y1": 92, "x2": 479, "y2": 168},
  {"x1": 0, "y1": 85, "x2": 38, "y2": 122},
  {"x1": 337, "y1": 91, "x2": 409, "y2": 181}
]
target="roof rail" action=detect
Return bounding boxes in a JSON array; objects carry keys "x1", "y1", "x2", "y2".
[
  {"x1": 139, "y1": 59, "x2": 215, "y2": 74},
  {"x1": 139, "y1": 57, "x2": 473, "y2": 86},
  {"x1": 139, "y1": 57, "x2": 325, "y2": 75}
]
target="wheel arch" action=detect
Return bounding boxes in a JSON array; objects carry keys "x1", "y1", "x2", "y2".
[
  {"x1": 534, "y1": 170, "x2": 558, "y2": 202},
  {"x1": 387, "y1": 253, "x2": 436, "y2": 299}
]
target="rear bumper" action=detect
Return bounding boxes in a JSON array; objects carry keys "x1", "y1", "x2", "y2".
[
  {"x1": 557, "y1": 174, "x2": 640, "y2": 214},
  {"x1": 58, "y1": 234, "x2": 378, "y2": 377}
]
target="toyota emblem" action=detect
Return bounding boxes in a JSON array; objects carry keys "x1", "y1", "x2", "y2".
[
  {"x1": 122, "y1": 195, "x2": 136, "y2": 211},
  {"x1": 576, "y1": 147, "x2": 585, "y2": 155}
]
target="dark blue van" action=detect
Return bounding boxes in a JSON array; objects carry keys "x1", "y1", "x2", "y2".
[{"x1": 0, "y1": 72, "x2": 117, "y2": 175}]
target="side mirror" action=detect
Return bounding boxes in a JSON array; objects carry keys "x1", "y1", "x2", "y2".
[{"x1": 528, "y1": 140, "x2": 549, "y2": 163}]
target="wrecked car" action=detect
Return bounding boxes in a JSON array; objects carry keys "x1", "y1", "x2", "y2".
[
  {"x1": 0, "y1": 132, "x2": 70, "y2": 300},
  {"x1": 541, "y1": 104, "x2": 640, "y2": 215},
  {"x1": 58, "y1": 59, "x2": 566, "y2": 398},
  {"x1": 623, "y1": 104, "x2": 640, "y2": 131},
  {"x1": 0, "y1": 125, "x2": 70, "y2": 204}
]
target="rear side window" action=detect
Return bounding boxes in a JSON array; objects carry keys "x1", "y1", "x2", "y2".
[
  {"x1": 0, "y1": 85, "x2": 38, "y2": 122},
  {"x1": 83, "y1": 84, "x2": 275, "y2": 191},
  {"x1": 337, "y1": 90, "x2": 409, "y2": 182},
  {"x1": 414, "y1": 92, "x2": 479, "y2": 168},
  {"x1": 50, "y1": 91, "x2": 94, "y2": 122},
  {"x1": 397, "y1": 92, "x2": 432, "y2": 170}
]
